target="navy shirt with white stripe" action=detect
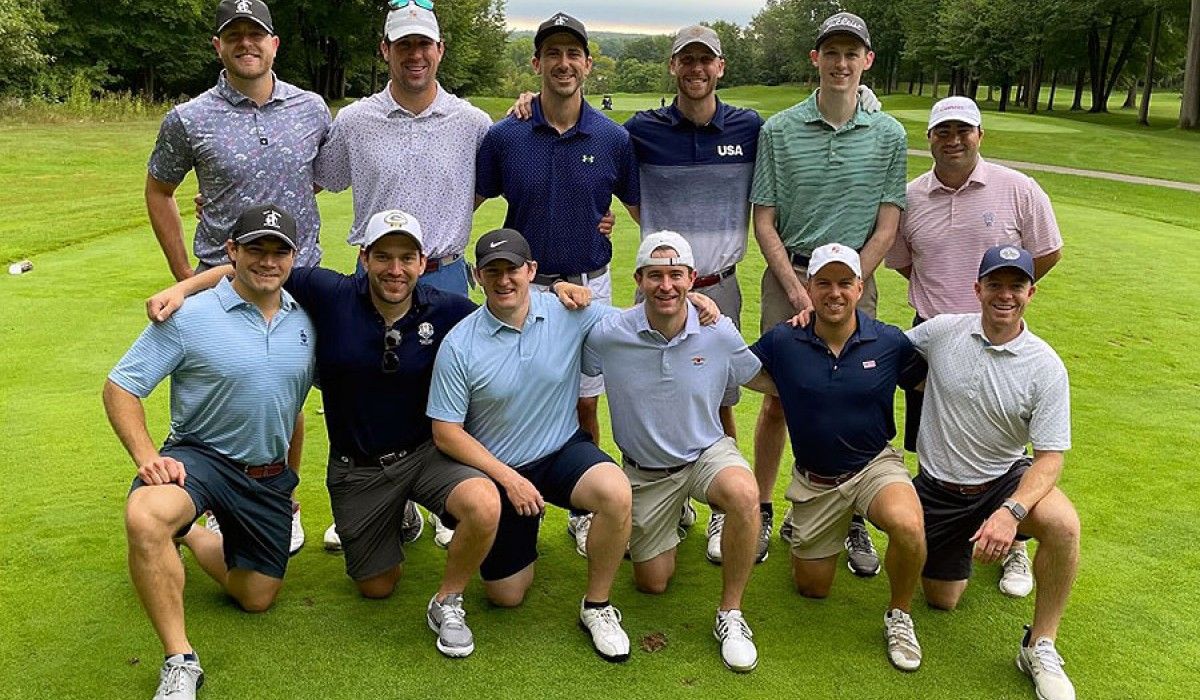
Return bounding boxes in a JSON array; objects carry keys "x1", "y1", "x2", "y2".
[
  {"x1": 475, "y1": 97, "x2": 640, "y2": 275},
  {"x1": 750, "y1": 311, "x2": 923, "y2": 476},
  {"x1": 285, "y1": 268, "x2": 476, "y2": 460},
  {"x1": 624, "y1": 98, "x2": 762, "y2": 275}
]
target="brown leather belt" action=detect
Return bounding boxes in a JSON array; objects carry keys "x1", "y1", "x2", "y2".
[
  {"x1": 693, "y1": 265, "x2": 736, "y2": 290},
  {"x1": 927, "y1": 475, "x2": 1002, "y2": 496},
  {"x1": 424, "y1": 254, "x2": 461, "y2": 273},
  {"x1": 240, "y1": 463, "x2": 286, "y2": 479},
  {"x1": 801, "y1": 469, "x2": 859, "y2": 487}
]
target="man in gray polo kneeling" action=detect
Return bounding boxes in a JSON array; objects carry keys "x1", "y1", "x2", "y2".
[{"x1": 582, "y1": 231, "x2": 767, "y2": 672}]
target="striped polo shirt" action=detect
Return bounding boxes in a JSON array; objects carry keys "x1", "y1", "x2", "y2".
[
  {"x1": 624, "y1": 99, "x2": 763, "y2": 275},
  {"x1": 475, "y1": 98, "x2": 640, "y2": 276},
  {"x1": 313, "y1": 83, "x2": 491, "y2": 257},
  {"x1": 887, "y1": 159, "x2": 1063, "y2": 319},
  {"x1": 109, "y1": 277, "x2": 316, "y2": 466},
  {"x1": 749, "y1": 90, "x2": 907, "y2": 253},
  {"x1": 906, "y1": 314, "x2": 1070, "y2": 484},
  {"x1": 148, "y1": 71, "x2": 331, "y2": 267}
]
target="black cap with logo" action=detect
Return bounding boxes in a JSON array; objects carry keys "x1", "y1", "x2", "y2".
[
  {"x1": 231, "y1": 204, "x2": 297, "y2": 249},
  {"x1": 814, "y1": 12, "x2": 871, "y2": 50},
  {"x1": 475, "y1": 229, "x2": 532, "y2": 268},
  {"x1": 534, "y1": 12, "x2": 589, "y2": 55},
  {"x1": 215, "y1": 0, "x2": 274, "y2": 35}
]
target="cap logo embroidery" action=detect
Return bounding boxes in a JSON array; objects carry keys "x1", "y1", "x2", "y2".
[
  {"x1": 554, "y1": 14, "x2": 568, "y2": 25},
  {"x1": 235, "y1": 0, "x2": 252, "y2": 13},
  {"x1": 263, "y1": 209, "x2": 281, "y2": 228},
  {"x1": 384, "y1": 211, "x2": 408, "y2": 227},
  {"x1": 488, "y1": 239, "x2": 507, "y2": 248},
  {"x1": 999, "y1": 246, "x2": 1020, "y2": 260},
  {"x1": 418, "y1": 322, "x2": 435, "y2": 345}
]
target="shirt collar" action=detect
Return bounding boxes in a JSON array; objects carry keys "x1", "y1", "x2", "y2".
[
  {"x1": 666, "y1": 97, "x2": 728, "y2": 131},
  {"x1": 216, "y1": 70, "x2": 288, "y2": 106},
  {"x1": 969, "y1": 313, "x2": 1031, "y2": 355},
  {"x1": 634, "y1": 304, "x2": 700, "y2": 345},
  {"x1": 797, "y1": 89, "x2": 869, "y2": 130},
  {"x1": 380, "y1": 82, "x2": 450, "y2": 118},
  {"x1": 531, "y1": 96, "x2": 594, "y2": 136},
  {"x1": 481, "y1": 291, "x2": 548, "y2": 335},
  {"x1": 796, "y1": 309, "x2": 877, "y2": 347},
  {"x1": 928, "y1": 157, "x2": 990, "y2": 194},
  {"x1": 214, "y1": 275, "x2": 299, "y2": 312}
]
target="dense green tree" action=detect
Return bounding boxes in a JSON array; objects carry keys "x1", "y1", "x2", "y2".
[
  {"x1": 0, "y1": 0, "x2": 53, "y2": 88},
  {"x1": 707, "y1": 20, "x2": 755, "y2": 87}
]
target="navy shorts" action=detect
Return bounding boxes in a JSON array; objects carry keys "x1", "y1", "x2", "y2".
[
  {"x1": 130, "y1": 440, "x2": 299, "y2": 579},
  {"x1": 480, "y1": 430, "x2": 614, "y2": 581},
  {"x1": 914, "y1": 458, "x2": 1031, "y2": 581}
]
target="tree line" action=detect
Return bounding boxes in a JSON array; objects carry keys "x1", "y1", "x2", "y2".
[{"x1": 3, "y1": 0, "x2": 1198, "y2": 128}]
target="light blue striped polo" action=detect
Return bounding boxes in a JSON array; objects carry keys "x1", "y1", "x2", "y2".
[
  {"x1": 109, "y1": 277, "x2": 316, "y2": 465},
  {"x1": 427, "y1": 291, "x2": 616, "y2": 467},
  {"x1": 750, "y1": 90, "x2": 908, "y2": 253},
  {"x1": 582, "y1": 306, "x2": 761, "y2": 467}
]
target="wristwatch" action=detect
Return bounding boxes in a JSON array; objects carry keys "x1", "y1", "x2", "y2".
[{"x1": 1001, "y1": 498, "x2": 1028, "y2": 522}]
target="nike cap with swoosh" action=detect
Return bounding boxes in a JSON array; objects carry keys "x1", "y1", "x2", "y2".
[{"x1": 475, "y1": 228, "x2": 532, "y2": 268}]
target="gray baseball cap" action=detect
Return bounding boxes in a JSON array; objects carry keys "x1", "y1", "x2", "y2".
[
  {"x1": 672, "y1": 25, "x2": 722, "y2": 57},
  {"x1": 815, "y1": 12, "x2": 871, "y2": 50}
]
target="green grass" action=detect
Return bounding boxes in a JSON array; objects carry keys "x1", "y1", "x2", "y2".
[{"x1": 2, "y1": 101, "x2": 1200, "y2": 698}]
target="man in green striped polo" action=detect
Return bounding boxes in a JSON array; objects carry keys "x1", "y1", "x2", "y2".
[{"x1": 747, "y1": 11, "x2": 908, "y2": 566}]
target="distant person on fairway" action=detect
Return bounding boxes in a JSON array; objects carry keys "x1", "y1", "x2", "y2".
[
  {"x1": 581, "y1": 232, "x2": 767, "y2": 673},
  {"x1": 426, "y1": 229, "x2": 634, "y2": 663},
  {"x1": 749, "y1": 11, "x2": 907, "y2": 572},
  {"x1": 105, "y1": 205, "x2": 314, "y2": 700},
  {"x1": 749, "y1": 243, "x2": 929, "y2": 673},
  {"x1": 887, "y1": 97, "x2": 1063, "y2": 598},
  {"x1": 144, "y1": 210, "x2": 597, "y2": 659},
  {"x1": 907, "y1": 245, "x2": 1078, "y2": 700},
  {"x1": 475, "y1": 11, "x2": 640, "y2": 558},
  {"x1": 145, "y1": 0, "x2": 328, "y2": 547}
]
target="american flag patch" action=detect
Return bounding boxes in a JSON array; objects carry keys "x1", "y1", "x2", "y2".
[{"x1": 862, "y1": 360, "x2": 876, "y2": 369}]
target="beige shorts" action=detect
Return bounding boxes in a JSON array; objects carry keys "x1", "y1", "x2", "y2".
[
  {"x1": 535, "y1": 270, "x2": 611, "y2": 398},
  {"x1": 784, "y1": 445, "x2": 912, "y2": 559},
  {"x1": 625, "y1": 436, "x2": 750, "y2": 562},
  {"x1": 760, "y1": 263, "x2": 878, "y2": 333}
]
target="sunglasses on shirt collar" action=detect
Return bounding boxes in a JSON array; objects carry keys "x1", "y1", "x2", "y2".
[
  {"x1": 382, "y1": 328, "x2": 403, "y2": 374},
  {"x1": 388, "y1": 0, "x2": 435, "y2": 10}
]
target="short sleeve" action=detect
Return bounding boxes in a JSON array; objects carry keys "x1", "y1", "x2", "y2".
[
  {"x1": 886, "y1": 207, "x2": 915, "y2": 270},
  {"x1": 904, "y1": 315, "x2": 954, "y2": 356},
  {"x1": 748, "y1": 125, "x2": 776, "y2": 206},
  {"x1": 1030, "y1": 361, "x2": 1071, "y2": 451},
  {"x1": 614, "y1": 132, "x2": 641, "y2": 206},
  {"x1": 581, "y1": 336, "x2": 603, "y2": 377},
  {"x1": 426, "y1": 341, "x2": 471, "y2": 424},
  {"x1": 880, "y1": 123, "x2": 908, "y2": 209},
  {"x1": 749, "y1": 325, "x2": 779, "y2": 377},
  {"x1": 1018, "y1": 178, "x2": 1063, "y2": 258},
  {"x1": 313, "y1": 113, "x2": 351, "y2": 192},
  {"x1": 474, "y1": 126, "x2": 504, "y2": 199},
  {"x1": 108, "y1": 319, "x2": 186, "y2": 398},
  {"x1": 720, "y1": 319, "x2": 761, "y2": 386},
  {"x1": 146, "y1": 110, "x2": 193, "y2": 185}
]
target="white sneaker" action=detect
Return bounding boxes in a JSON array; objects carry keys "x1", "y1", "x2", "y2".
[
  {"x1": 426, "y1": 593, "x2": 474, "y2": 657},
  {"x1": 566, "y1": 513, "x2": 592, "y2": 558},
  {"x1": 713, "y1": 609, "x2": 757, "y2": 672},
  {"x1": 203, "y1": 511, "x2": 221, "y2": 536},
  {"x1": 705, "y1": 513, "x2": 725, "y2": 564},
  {"x1": 578, "y1": 601, "x2": 630, "y2": 662},
  {"x1": 153, "y1": 654, "x2": 204, "y2": 700},
  {"x1": 884, "y1": 608, "x2": 922, "y2": 671},
  {"x1": 430, "y1": 512, "x2": 454, "y2": 549},
  {"x1": 1017, "y1": 629, "x2": 1075, "y2": 700},
  {"x1": 323, "y1": 523, "x2": 342, "y2": 552},
  {"x1": 401, "y1": 501, "x2": 424, "y2": 543},
  {"x1": 1000, "y1": 542, "x2": 1034, "y2": 597},
  {"x1": 289, "y1": 503, "x2": 305, "y2": 556},
  {"x1": 679, "y1": 501, "x2": 697, "y2": 529}
]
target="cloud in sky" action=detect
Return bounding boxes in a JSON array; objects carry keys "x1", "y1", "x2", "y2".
[{"x1": 504, "y1": 0, "x2": 765, "y2": 34}]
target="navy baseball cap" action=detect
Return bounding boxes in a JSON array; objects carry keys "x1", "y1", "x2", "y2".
[
  {"x1": 475, "y1": 229, "x2": 532, "y2": 268},
  {"x1": 978, "y1": 245, "x2": 1034, "y2": 281}
]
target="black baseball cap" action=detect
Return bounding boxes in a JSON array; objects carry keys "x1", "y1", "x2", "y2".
[
  {"x1": 978, "y1": 245, "x2": 1035, "y2": 282},
  {"x1": 231, "y1": 204, "x2": 297, "y2": 249},
  {"x1": 814, "y1": 12, "x2": 870, "y2": 50},
  {"x1": 215, "y1": 0, "x2": 274, "y2": 35},
  {"x1": 534, "y1": 12, "x2": 589, "y2": 56},
  {"x1": 475, "y1": 229, "x2": 532, "y2": 268}
]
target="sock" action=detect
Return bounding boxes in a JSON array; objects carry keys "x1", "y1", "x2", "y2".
[
  {"x1": 165, "y1": 652, "x2": 198, "y2": 664},
  {"x1": 583, "y1": 599, "x2": 610, "y2": 609},
  {"x1": 851, "y1": 514, "x2": 866, "y2": 525},
  {"x1": 759, "y1": 502, "x2": 774, "y2": 517}
]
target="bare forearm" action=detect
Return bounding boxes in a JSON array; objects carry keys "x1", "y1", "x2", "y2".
[
  {"x1": 858, "y1": 204, "x2": 901, "y2": 276},
  {"x1": 180, "y1": 265, "x2": 233, "y2": 296},
  {"x1": 145, "y1": 180, "x2": 192, "y2": 281},
  {"x1": 1033, "y1": 249, "x2": 1062, "y2": 281},
  {"x1": 743, "y1": 370, "x2": 778, "y2": 396},
  {"x1": 753, "y1": 205, "x2": 802, "y2": 292},
  {"x1": 432, "y1": 421, "x2": 519, "y2": 485},
  {"x1": 623, "y1": 203, "x2": 640, "y2": 225},
  {"x1": 1009, "y1": 450, "x2": 1064, "y2": 512},
  {"x1": 103, "y1": 380, "x2": 160, "y2": 467}
]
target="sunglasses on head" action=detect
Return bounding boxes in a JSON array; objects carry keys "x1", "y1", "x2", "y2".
[
  {"x1": 388, "y1": 0, "x2": 434, "y2": 10},
  {"x1": 382, "y1": 328, "x2": 403, "y2": 373}
]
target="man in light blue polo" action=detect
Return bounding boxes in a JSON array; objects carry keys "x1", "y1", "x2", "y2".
[
  {"x1": 427, "y1": 228, "x2": 635, "y2": 664},
  {"x1": 105, "y1": 205, "x2": 315, "y2": 700},
  {"x1": 582, "y1": 231, "x2": 767, "y2": 673}
]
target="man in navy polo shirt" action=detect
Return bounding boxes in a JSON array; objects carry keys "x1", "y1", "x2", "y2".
[
  {"x1": 109, "y1": 205, "x2": 314, "y2": 700},
  {"x1": 750, "y1": 243, "x2": 928, "y2": 673}
]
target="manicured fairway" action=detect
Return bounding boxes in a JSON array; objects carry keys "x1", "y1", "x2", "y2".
[{"x1": 1, "y1": 92, "x2": 1198, "y2": 698}]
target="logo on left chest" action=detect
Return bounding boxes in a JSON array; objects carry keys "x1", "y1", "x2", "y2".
[
  {"x1": 418, "y1": 322, "x2": 435, "y2": 345},
  {"x1": 717, "y1": 144, "x2": 744, "y2": 157}
]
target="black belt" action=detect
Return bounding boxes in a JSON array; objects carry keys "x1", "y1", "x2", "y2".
[
  {"x1": 693, "y1": 265, "x2": 736, "y2": 289},
  {"x1": 341, "y1": 442, "x2": 426, "y2": 468},
  {"x1": 625, "y1": 456, "x2": 691, "y2": 475},
  {"x1": 534, "y1": 264, "x2": 609, "y2": 287}
]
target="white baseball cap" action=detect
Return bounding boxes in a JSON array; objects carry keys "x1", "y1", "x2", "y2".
[
  {"x1": 928, "y1": 96, "x2": 982, "y2": 130},
  {"x1": 385, "y1": 5, "x2": 440, "y2": 42},
  {"x1": 808, "y1": 243, "x2": 862, "y2": 278},
  {"x1": 636, "y1": 231, "x2": 695, "y2": 270},
  {"x1": 363, "y1": 209, "x2": 424, "y2": 250}
]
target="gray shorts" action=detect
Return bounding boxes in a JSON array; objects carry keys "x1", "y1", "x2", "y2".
[
  {"x1": 760, "y1": 263, "x2": 878, "y2": 333},
  {"x1": 326, "y1": 440, "x2": 486, "y2": 581}
]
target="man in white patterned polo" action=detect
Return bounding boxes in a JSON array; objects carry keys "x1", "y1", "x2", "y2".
[
  {"x1": 907, "y1": 245, "x2": 1078, "y2": 700},
  {"x1": 887, "y1": 96, "x2": 1063, "y2": 597}
]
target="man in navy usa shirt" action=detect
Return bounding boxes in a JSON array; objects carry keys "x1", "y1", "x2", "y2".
[{"x1": 750, "y1": 243, "x2": 929, "y2": 673}]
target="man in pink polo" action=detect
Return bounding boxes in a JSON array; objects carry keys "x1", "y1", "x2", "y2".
[{"x1": 885, "y1": 96, "x2": 1063, "y2": 600}]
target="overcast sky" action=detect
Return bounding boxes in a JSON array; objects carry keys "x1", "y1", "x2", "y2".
[{"x1": 505, "y1": 1, "x2": 766, "y2": 34}]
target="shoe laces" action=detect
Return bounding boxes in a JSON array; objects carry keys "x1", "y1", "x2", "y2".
[
  {"x1": 707, "y1": 513, "x2": 725, "y2": 538},
  {"x1": 847, "y1": 524, "x2": 875, "y2": 554},
  {"x1": 576, "y1": 514, "x2": 593, "y2": 538},
  {"x1": 587, "y1": 604, "x2": 623, "y2": 632},
  {"x1": 886, "y1": 611, "x2": 919, "y2": 649},
  {"x1": 438, "y1": 594, "x2": 468, "y2": 630},
  {"x1": 1031, "y1": 639, "x2": 1066, "y2": 677},
  {"x1": 1003, "y1": 548, "x2": 1032, "y2": 576},
  {"x1": 161, "y1": 662, "x2": 196, "y2": 695},
  {"x1": 716, "y1": 610, "x2": 753, "y2": 641}
]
